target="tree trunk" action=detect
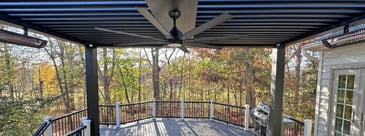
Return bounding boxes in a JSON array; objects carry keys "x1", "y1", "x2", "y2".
[
  {"x1": 138, "y1": 49, "x2": 142, "y2": 102},
  {"x1": 152, "y1": 49, "x2": 160, "y2": 100},
  {"x1": 178, "y1": 54, "x2": 186, "y2": 100},
  {"x1": 245, "y1": 62, "x2": 256, "y2": 107},
  {"x1": 244, "y1": 49, "x2": 256, "y2": 108},
  {"x1": 4, "y1": 46, "x2": 14, "y2": 99},
  {"x1": 98, "y1": 48, "x2": 115, "y2": 104},
  {"x1": 295, "y1": 45, "x2": 302, "y2": 100},
  {"x1": 60, "y1": 46, "x2": 73, "y2": 112},
  {"x1": 119, "y1": 68, "x2": 131, "y2": 104},
  {"x1": 169, "y1": 80, "x2": 173, "y2": 100}
]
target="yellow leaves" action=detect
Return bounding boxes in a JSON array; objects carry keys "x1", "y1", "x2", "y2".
[{"x1": 33, "y1": 62, "x2": 57, "y2": 95}]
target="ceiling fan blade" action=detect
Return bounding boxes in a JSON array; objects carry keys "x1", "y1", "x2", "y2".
[
  {"x1": 136, "y1": 7, "x2": 175, "y2": 39},
  {"x1": 184, "y1": 34, "x2": 247, "y2": 43},
  {"x1": 182, "y1": 13, "x2": 233, "y2": 40},
  {"x1": 95, "y1": 27, "x2": 165, "y2": 42},
  {"x1": 178, "y1": 46, "x2": 189, "y2": 53},
  {"x1": 114, "y1": 41, "x2": 167, "y2": 47},
  {"x1": 183, "y1": 43, "x2": 223, "y2": 49}
]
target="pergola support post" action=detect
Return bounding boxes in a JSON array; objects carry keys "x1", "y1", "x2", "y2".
[
  {"x1": 85, "y1": 45, "x2": 99, "y2": 136},
  {"x1": 267, "y1": 45, "x2": 285, "y2": 136}
]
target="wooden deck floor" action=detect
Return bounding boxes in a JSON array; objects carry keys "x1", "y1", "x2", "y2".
[{"x1": 100, "y1": 118, "x2": 255, "y2": 136}]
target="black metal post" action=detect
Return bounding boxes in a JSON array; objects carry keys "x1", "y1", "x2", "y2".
[
  {"x1": 267, "y1": 45, "x2": 285, "y2": 136},
  {"x1": 85, "y1": 45, "x2": 99, "y2": 136}
]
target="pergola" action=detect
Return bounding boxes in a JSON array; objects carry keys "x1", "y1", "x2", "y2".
[{"x1": 1, "y1": 1, "x2": 365, "y2": 136}]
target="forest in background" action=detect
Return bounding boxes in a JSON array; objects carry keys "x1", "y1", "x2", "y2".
[{"x1": 0, "y1": 24, "x2": 318, "y2": 135}]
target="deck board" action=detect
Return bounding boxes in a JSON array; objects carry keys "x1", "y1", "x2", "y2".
[{"x1": 100, "y1": 118, "x2": 255, "y2": 136}]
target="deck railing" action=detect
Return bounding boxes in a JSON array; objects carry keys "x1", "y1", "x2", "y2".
[
  {"x1": 64, "y1": 125, "x2": 86, "y2": 136},
  {"x1": 34, "y1": 99, "x2": 312, "y2": 136},
  {"x1": 99, "y1": 100, "x2": 251, "y2": 130},
  {"x1": 51, "y1": 109, "x2": 87, "y2": 136},
  {"x1": 254, "y1": 115, "x2": 307, "y2": 136},
  {"x1": 33, "y1": 109, "x2": 88, "y2": 136},
  {"x1": 155, "y1": 100, "x2": 180, "y2": 118},
  {"x1": 284, "y1": 117, "x2": 305, "y2": 136},
  {"x1": 213, "y1": 102, "x2": 246, "y2": 126},
  {"x1": 100, "y1": 101, "x2": 153, "y2": 125},
  {"x1": 185, "y1": 101, "x2": 210, "y2": 118}
]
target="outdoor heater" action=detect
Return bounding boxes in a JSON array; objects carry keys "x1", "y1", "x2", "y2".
[
  {"x1": 322, "y1": 28, "x2": 365, "y2": 48},
  {"x1": 0, "y1": 29, "x2": 47, "y2": 48}
]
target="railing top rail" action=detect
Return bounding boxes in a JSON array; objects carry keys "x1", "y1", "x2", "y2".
[
  {"x1": 121, "y1": 101, "x2": 153, "y2": 106},
  {"x1": 285, "y1": 115, "x2": 305, "y2": 125},
  {"x1": 52, "y1": 108, "x2": 87, "y2": 121},
  {"x1": 65, "y1": 125, "x2": 87, "y2": 136},
  {"x1": 99, "y1": 104, "x2": 115, "y2": 107},
  {"x1": 155, "y1": 100, "x2": 180, "y2": 103},
  {"x1": 213, "y1": 102, "x2": 246, "y2": 109},
  {"x1": 32, "y1": 121, "x2": 48, "y2": 136},
  {"x1": 184, "y1": 101, "x2": 210, "y2": 103},
  {"x1": 99, "y1": 101, "x2": 153, "y2": 107}
]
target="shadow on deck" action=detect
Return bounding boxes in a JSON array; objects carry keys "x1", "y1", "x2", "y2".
[{"x1": 100, "y1": 118, "x2": 255, "y2": 136}]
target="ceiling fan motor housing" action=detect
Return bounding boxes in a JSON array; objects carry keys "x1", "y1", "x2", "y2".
[{"x1": 169, "y1": 9, "x2": 183, "y2": 40}]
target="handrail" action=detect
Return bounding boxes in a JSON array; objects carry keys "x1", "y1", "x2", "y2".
[
  {"x1": 213, "y1": 102, "x2": 246, "y2": 127},
  {"x1": 213, "y1": 102, "x2": 245, "y2": 109},
  {"x1": 99, "y1": 100, "x2": 153, "y2": 107},
  {"x1": 33, "y1": 108, "x2": 87, "y2": 136},
  {"x1": 286, "y1": 116, "x2": 305, "y2": 125},
  {"x1": 32, "y1": 121, "x2": 49, "y2": 136},
  {"x1": 283, "y1": 115, "x2": 305, "y2": 136},
  {"x1": 185, "y1": 101, "x2": 210, "y2": 103},
  {"x1": 64, "y1": 125, "x2": 87, "y2": 136},
  {"x1": 52, "y1": 108, "x2": 87, "y2": 121}
]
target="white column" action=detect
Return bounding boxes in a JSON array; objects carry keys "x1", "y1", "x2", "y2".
[
  {"x1": 115, "y1": 102, "x2": 121, "y2": 128},
  {"x1": 210, "y1": 99, "x2": 214, "y2": 120},
  {"x1": 152, "y1": 98, "x2": 156, "y2": 120},
  {"x1": 244, "y1": 104, "x2": 250, "y2": 130},
  {"x1": 43, "y1": 116, "x2": 53, "y2": 136},
  {"x1": 304, "y1": 119, "x2": 313, "y2": 136},
  {"x1": 81, "y1": 117, "x2": 92, "y2": 136},
  {"x1": 180, "y1": 99, "x2": 184, "y2": 120}
]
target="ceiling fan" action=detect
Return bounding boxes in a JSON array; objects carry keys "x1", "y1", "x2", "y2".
[{"x1": 95, "y1": 6, "x2": 244, "y2": 53}]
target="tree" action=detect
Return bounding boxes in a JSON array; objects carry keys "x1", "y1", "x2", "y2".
[
  {"x1": 144, "y1": 48, "x2": 161, "y2": 100},
  {"x1": 33, "y1": 62, "x2": 57, "y2": 96},
  {"x1": 44, "y1": 39, "x2": 84, "y2": 112},
  {"x1": 0, "y1": 44, "x2": 17, "y2": 99},
  {"x1": 98, "y1": 48, "x2": 116, "y2": 104}
]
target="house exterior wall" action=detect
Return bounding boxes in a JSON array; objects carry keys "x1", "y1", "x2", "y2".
[{"x1": 314, "y1": 43, "x2": 365, "y2": 136}]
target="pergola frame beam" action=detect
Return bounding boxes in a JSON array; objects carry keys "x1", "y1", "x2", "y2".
[{"x1": 267, "y1": 45, "x2": 285, "y2": 136}]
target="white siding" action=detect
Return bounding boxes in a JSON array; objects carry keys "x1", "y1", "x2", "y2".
[{"x1": 315, "y1": 43, "x2": 365, "y2": 136}]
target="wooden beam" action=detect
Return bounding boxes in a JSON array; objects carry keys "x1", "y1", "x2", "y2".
[{"x1": 267, "y1": 45, "x2": 285, "y2": 136}]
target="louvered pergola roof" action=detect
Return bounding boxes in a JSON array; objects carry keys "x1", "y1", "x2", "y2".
[
  {"x1": 3, "y1": 1, "x2": 365, "y2": 136},
  {"x1": 1, "y1": 0, "x2": 365, "y2": 47}
]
